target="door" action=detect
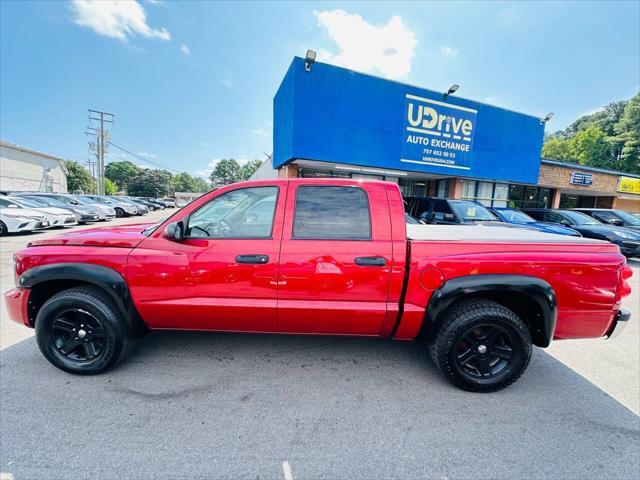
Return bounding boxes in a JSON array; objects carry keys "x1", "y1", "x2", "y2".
[
  {"x1": 277, "y1": 183, "x2": 394, "y2": 335},
  {"x1": 127, "y1": 184, "x2": 284, "y2": 332}
]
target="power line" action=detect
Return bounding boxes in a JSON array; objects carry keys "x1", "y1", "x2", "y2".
[{"x1": 106, "y1": 141, "x2": 180, "y2": 173}]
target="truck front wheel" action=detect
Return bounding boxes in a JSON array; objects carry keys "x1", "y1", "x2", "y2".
[
  {"x1": 428, "y1": 299, "x2": 532, "y2": 392},
  {"x1": 35, "y1": 286, "x2": 134, "y2": 375}
]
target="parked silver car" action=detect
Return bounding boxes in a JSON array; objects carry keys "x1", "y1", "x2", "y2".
[
  {"x1": 12, "y1": 193, "x2": 102, "y2": 223},
  {"x1": 83, "y1": 195, "x2": 138, "y2": 217}
]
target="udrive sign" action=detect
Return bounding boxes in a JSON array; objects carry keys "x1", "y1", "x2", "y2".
[{"x1": 401, "y1": 94, "x2": 478, "y2": 171}]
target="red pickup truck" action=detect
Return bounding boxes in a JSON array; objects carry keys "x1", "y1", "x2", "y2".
[{"x1": 4, "y1": 179, "x2": 633, "y2": 392}]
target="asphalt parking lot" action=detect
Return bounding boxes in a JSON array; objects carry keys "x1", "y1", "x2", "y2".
[{"x1": 0, "y1": 212, "x2": 638, "y2": 480}]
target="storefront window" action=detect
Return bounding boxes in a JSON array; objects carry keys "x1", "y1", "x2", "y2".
[
  {"x1": 461, "y1": 180, "x2": 476, "y2": 200},
  {"x1": 398, "y1": 179, "x2": 427, "y2": 197},
  {"x1": 437, "y1": 179, "x2": 449, "y2": 198},
  {"x1": 508, "y1": 185, "x2": 555, "y2": 208},
  {"x1": 493, "y1": 183, "x2": 509, "y2": 207}
]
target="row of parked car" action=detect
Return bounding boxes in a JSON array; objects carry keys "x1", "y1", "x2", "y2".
[
  {"x1": 0, "y1": 192, "x2": 177, "y2": 236},
  {"x1": 404, "y1": 196, "x2": 640, "y2": 258}
]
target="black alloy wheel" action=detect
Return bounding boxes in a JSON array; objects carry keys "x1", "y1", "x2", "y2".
[
  {"x1": 453, "y1": 324, "x2": 514, "y2": 379},
  {"x1": 35, "y1": 286, "x2": 135, "y2": 374},
  {"x1": 50, "y1": 308, "x2": 105, "y2": 362},
  {"x1": 428, "y1": 299, "x2": 532, "y2": 392}
]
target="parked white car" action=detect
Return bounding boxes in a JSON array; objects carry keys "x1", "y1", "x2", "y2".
[
  {"x1": 7, "y1": 196, "x2": 78, "y2": 228},
  {"x1": 0, "y1": 200, "x2": 50, "y2": 236}
]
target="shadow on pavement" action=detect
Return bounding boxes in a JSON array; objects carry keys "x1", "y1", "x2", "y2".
[{"x1": 1, "y1": 331, "x2": 639, "y2": 480}]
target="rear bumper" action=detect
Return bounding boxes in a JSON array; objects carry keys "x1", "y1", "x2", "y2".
[
  {"x1": 605, "y1": 308, "x2": 631, "y2": 339},
  {"x1": 4, "y1": 287, "x2": 31, "y2": 327}
]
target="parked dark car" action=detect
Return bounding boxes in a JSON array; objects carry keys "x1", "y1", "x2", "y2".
[
  {"x1": 405, "y1": 197, "x2": 499, "y2": 224},
  {"x1": 489, "y1": 207, "x2": 581, "y2": 236},
  {"x1": 573, "y1": 208, "x2": 640, "y2": 232},
  {"x1": 522, "y1": 208, "x2": 640, "y2": 258}
]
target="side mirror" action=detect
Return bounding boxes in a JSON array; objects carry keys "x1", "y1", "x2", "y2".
[
  {"x1": 608, "y1": 219, "x2": 624, "y2": 226},
  {"x1": 164, "y1": 221, "x2": 185, "y2": 241},
  {"x1": 70, "y1": 200, "x2": 78, "y2": 205}
]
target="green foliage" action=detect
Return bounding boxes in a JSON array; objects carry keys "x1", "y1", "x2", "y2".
[
  {"x1": 209, "y1": 158, "x2": 263, "y2": 185},
  {"x1": 127, "y1": 169, "x2": 174, "y2": 197},
  {"x1": 173, "y1": 172, "x2": 199, "y2": 192},
  {"x1": 64, "y1": 160, "x2": 96, "y2": 194},
  {"x1": 104, "y1": 178, "x2": 117, "y2": 195},
  {"x1": 239, "y1": 159, "x2": 263, "y2": 180},
  {"x1": 543, "y1": 93, "x2": 640, "y2": 174},
  {"x1": 210, "y1": 159, "x2": 241, "y2": 185},
  {"x1": 615, "y1": 93, "x2": 640, "y2": 173},
  {"x1": 194, "y1": 177, "x2": 211, "y2": 193},
  {"x1": 541, "y1": 137, "x2": 571, "y2": 160},
  {"x1": 105, "y1": 161, "x2": 142, "y2": 191}
]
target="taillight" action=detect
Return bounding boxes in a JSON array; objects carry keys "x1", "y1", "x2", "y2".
[{"x1": 619, "y1": 265, "x2": 633, "y2": 300}]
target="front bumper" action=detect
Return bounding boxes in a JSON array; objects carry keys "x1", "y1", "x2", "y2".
[
  {"x1": 605, "y1": 308, "x2": 631, "y2": 339},
  {"x1": 4, "y1": 287, "x2": 31, "y2": 327}
]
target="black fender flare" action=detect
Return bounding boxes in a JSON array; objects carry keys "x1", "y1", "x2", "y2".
[
  {"x1": 19, "y1": 263, "x2": 147, "y2": 336},
  {"x1": 424, "y1": 274, "x2": 557, "y2": 347}
]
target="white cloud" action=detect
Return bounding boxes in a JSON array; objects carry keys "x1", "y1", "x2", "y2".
[
  {"x1": 180, "y1": 43, "x2": 190, "y2": 55},
  {"x1": 440, "y1": 45, "x2": 458, "y2": 56},
  {"x1": 147, "y1": 0, "x2": 163, "y2": 4},
  {"x1": 201, "y1": 142, "x2": 208, "y2": 147},
  {"x1": 219, "y1": 68, "x2": 234, "y2": 88},
  {"x1": 250, "y1": 127, "x2": 269, "y2": 137},
  {"x1": 70, "y1": 0, "x2": 171, "y2": 43},
  {"x1": 137, "y1": 151, "x2": 157, "y2": 158},
  {"x1": 314, "y1": 10, "x2": 416, "y2": 79}
]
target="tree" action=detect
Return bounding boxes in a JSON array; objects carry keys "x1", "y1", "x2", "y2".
[
  {"x1": 541, "y1": 137, "x2": 571, "y2": 161},
  {"x1": 105, "y1": 161, "x2": 142, "y2": 191},
  {"x1": 210, "y1": 159, "x2": 241, "y2": 186},
  {"x1": 239, "y1": 159, "x2": 263, "y2": 180},
  {"x1": 194, "y1": 177, "x2": 211, "y2": 193},
  {"x1": 104, "y1": 178, "x2": 117, "y2": 195},
  {"x1": 567, "y1": 125, "x2": 614, "y2": 168},
  {"x1": 127, "y1": 169, "x2": 174, "y2": 197},
  {"x1": 65, "y1": 160, "x2": 96, "y2": 193},
  {"x1": 614, "y1": 93, "x2": 640, "y2": 174},
  {"x1": 542, "y1": 92, "x2": 640, "y2": 174},
  {"x1": 173, "y1": 172, "x2": 199, "y2": 192}
]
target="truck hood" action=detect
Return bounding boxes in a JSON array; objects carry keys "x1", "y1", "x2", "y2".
[{"x1": 28, "y1": 223, "x2": 156, "y2": 248}]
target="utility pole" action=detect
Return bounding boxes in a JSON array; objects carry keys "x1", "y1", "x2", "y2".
[
  {"x1": 85, "y1": 159, "x2": 96, "y2": 178},
  {"x1": 86, "y1": 109, "x2": 114, "y2": 194}
]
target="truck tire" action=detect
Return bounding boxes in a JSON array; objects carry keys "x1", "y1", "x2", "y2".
[
  {"x1": 35, "y1": 286, "x2": 134, "y2": 375},
  {"x1": 428, "y1": 299, "x2": 532, "y2": 392}
]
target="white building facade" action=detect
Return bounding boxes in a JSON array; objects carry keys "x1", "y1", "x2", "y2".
[{"x1": 0, "y1": 140, "x2": 68, "y2": 193}]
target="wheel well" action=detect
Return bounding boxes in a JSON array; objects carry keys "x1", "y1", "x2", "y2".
[
  {"x1": 27, "y1": 279, "x2": 86, "y2": 326},
  {"x1": 26, "y1": 279, "x2": 148, "y2": 338},
  {"x1": 424, "y1": 290, "x2": 548, "y2": 347}
]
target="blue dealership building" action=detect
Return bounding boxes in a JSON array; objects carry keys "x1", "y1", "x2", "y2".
[{"x1": 254, "y1": 57, "x2": 640, "y2": 212}]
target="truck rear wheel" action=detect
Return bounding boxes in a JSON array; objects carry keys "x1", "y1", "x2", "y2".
[
  {"x1": 428, "y1": 299, "x2": 532, "y2": 392},
  {"x1": 35, "y1": 286, "x2": 134, "y2": 375}
]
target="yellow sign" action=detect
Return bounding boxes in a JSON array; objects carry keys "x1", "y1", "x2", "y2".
[{"x1": 618, "y1": 176, "x2": 640, "y2": 195}]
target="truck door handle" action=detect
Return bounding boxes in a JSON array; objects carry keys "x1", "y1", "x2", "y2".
[
  {"x1": 354, "y1": 256, "x2": 387, "y2": 267},
  {"x1": 235, "y1": 254, "x2": 269, "y2": 264}
]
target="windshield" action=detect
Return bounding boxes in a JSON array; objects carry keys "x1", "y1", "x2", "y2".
[
  {"x1": 614, "y1": 210, "x2": 640, "y2": 225},
  {"x1": 12, "y1": 197, "x2": 44, "y2": 208},
  {"x1": 25, "y1": 196, "x2": 68, "y2": 208},
  {"x1": 561, "y1": 210, "x2": 601, "y2": 225},
  {"x1": 76, "y1": 196, "x2": 97, "y2": 204},
  {"x1": 450, "y1": 201, "x2": 497, "y2": 221},
  {"x1": 496, "y1": 209, "x2": 535, "y2": 223}
]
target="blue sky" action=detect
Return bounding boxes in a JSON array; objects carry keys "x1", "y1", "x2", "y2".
[{"x1": 1, "y1": 1, "x2": 638, "y2": 178}]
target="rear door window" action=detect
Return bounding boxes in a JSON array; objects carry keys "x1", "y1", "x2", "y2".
[{"x1": 293, "y1": 186, "x2": 371, "y2": 240}]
